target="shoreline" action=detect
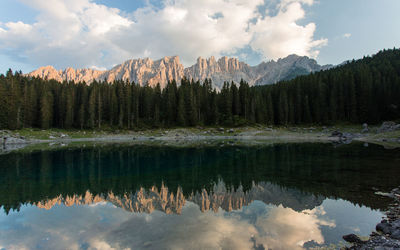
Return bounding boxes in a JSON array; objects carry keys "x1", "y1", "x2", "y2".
[
  {"x1": 1, "y1": 124, "x2": 400, "y2": 153},
  {"x1": 344, "y1": 186, "x2": 400, "y2": 249}
]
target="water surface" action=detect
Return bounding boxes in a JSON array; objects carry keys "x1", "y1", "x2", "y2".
[{"x1": 0, "y1": 142, "x2": 399, "y2": 249}]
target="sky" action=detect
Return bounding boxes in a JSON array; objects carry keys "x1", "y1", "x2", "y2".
[{"x1": 0, "y1": 0, "x2": 399, "y2": 74}]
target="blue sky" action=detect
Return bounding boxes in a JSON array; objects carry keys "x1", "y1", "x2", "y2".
[{"x1": 0, "y1": 0, "x2": 399, "y2": 73}]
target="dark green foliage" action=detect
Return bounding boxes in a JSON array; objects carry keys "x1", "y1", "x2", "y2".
[
  {"x1": 0, "y1": 48, "x2": 399, "y2": 130},
  {"x1": 40, "y1": 87, "x2": 53, "y2": 129}
]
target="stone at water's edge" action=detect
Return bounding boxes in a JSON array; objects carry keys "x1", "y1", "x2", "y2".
[
  {"x1": 343, "y1": 234, "x2": 364, "y2": 244},
  {"x1": 376, "y1": 220, "x2": 394, "y2": 235},
  {"x1": 346, "y1": 187, "x2": 400, "y2": 249},
  {"x1": 392, "y1": 229, "x2": 400, "y2": 240},
  {"x1": 378, "y1": 121, "x2": 400, "y2": 133},
  {"x1": 331, "y1": 130, "x2": 343, "y2": 137}
]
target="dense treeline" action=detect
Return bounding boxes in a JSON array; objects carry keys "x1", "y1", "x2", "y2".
[{"x1": 0, "y1": 48, "x2": 399, "y2": 130}]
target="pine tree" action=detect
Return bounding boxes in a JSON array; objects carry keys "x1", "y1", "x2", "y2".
[
  {"x1": 265, "y1": 90, "x2": 274, "y2": 125},
  {"x1": 303, "y1": 95, "x2": 312, "y2": 124},
  {"x1": 0, "y1": 78, "x2": 7, "y2": 128},
  {"x1": 163, "y1": 81, "x2": 177, "y2": 126},
  {"x1": 239, "y1": 79, "x2": 250, "y2": 120},
  {"x1": 154, "y1": 83, "x2": 162, "y2": 126},
  {"x1": 110, "y1": 86, "x2": 118, "y2": 127},
  {"x1": 278, "y1": 89, "x2": 289, "y2": 125},
  {"x1": 97, "y1": 86, "x2": 102, "y2": 129},
  {"x1": 40, "y1": 88, "x2": 53, "y2": 129},
  {"x1": 177, "y1": 87, "x2": 186, "y2": 126},
  {"x1": 220, "y1": 82, "x2": 232, "y2": 125},
  {"x1": 65, "y1": 87, "x2": 75, "y2": 129},
  {"x1": 88, "y1": 87, "x2": 96, "y2": 129},
  {"x1": 209, "y1": 90, "x2": 219, "y2": 125}
]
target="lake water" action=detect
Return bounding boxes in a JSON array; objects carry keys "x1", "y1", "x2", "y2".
[{"x1": 0, "y1": 142, "x2": 399, "y2": 249}]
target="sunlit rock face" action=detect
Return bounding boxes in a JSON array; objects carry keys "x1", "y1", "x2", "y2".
[
  {"x1": 183, "y1": 56, "x2": 254, "y2": 88},
  {"x1": 99, "y1": 56, "x2": 185, "y2": 88},
  {"x1": 27, "y1": 55, "x2": 330, "y2": 88},
  {"x1": 34, "y1": 180, "x2": 324, "y2": 214},
  {"x1": 28, "y1": 66, "x2": 105, "y2": 84}
]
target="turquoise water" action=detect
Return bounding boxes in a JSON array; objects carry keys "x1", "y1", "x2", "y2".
[{"x1": 0, "y1": 142, "x2": 399, "y2": 249}]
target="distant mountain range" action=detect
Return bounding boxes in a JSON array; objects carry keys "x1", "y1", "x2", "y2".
[{"x1": 28, "y1": 55, "x2": 332, "y2": 89}]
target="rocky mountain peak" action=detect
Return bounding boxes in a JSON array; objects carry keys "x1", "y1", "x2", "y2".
[
  {"x1": 29, "y1": 65, "x2": 60, "y2": 81},
  {"x1": 28, "y1": 54, "x2": 331, "y2": 88}
]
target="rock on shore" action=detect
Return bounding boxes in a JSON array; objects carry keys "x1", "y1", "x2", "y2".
[{"x1": 344, "y1": 187, "x2": 400, "y2": 249}]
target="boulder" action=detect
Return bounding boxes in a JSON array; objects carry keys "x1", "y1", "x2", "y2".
[
  {"x1": 2, "y1": 136, "x2": 27, "y2": 144},
  {"x1": 392, "y1": 219, "x2": 400, "y2": 229},
  {"x1": 331, "y1": 131, "x2": 343, "y2": 137},
  {"x1": 343, "y1": 234, "x2": 364, "y2": 243},
  {"x1": 376, "y1": 221, "x2": 393, "y2": 235},
  {"x1": 392, "y1": 230, "x2": 400, "y2": 240},
  {"x1": 378, "y1": 121, "x2": 399, "y2": 133}
]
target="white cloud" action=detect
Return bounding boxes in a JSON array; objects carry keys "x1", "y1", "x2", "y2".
[
  {"x1": 279, "y1": 0, "x2": 314, "y2": 8},
  {"x1": 250, "y1": 2, "x2": 328, "y2": 60},
  {"x1": 0, "y1": 0, "x2": 327, "y2": 71},
  {"x1": 343, "y1": 33, "x2": 352, "y2": 38}
]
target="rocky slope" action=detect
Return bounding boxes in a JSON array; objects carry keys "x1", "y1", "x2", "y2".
[
  {"x1": 99, "y1": 56, "x2": 184, "y2": 88},
  {"x1": 183, "y1": 56, "x2": 254, "y2": 87},
  {"x1": 28, "y1": 55, "x2": 332, "y2": 89}
]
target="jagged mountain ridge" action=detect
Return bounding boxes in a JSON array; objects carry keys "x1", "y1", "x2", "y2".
[{"x1": 28, "y1": 55, "x2": 332, "y2": 89}]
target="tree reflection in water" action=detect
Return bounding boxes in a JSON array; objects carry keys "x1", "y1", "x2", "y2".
[{"x1": 0, "y1": 142, "x2": 399, "y2": 249}]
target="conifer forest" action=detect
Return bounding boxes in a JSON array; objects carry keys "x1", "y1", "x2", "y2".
[{"x1": 1, "y1": 49, "x2": 399, "y2": 130}]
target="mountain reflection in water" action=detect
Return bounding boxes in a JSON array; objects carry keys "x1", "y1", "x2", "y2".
[
  {"x1": 0, "y1": 142, "x2": 399, "y2": 249},
  {"x1": 34, "y1": 180, "x2": 324, "y2": 214},
  {"x1": 0, "y1": 189, "x2": 381, "y2": 250}
]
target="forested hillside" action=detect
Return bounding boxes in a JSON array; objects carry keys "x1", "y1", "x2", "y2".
[{"x1": 0, "y1": 49, "x2": 399, "y2": 130}]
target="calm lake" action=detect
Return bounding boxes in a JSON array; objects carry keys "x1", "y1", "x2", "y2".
[{"x1": 0, "y1": 142, "x2": 399, "y2": 249}]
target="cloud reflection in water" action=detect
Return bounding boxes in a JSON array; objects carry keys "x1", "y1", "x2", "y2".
[{"x1": 0, "y1": 182, "x2": 382, "y2": 250}]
